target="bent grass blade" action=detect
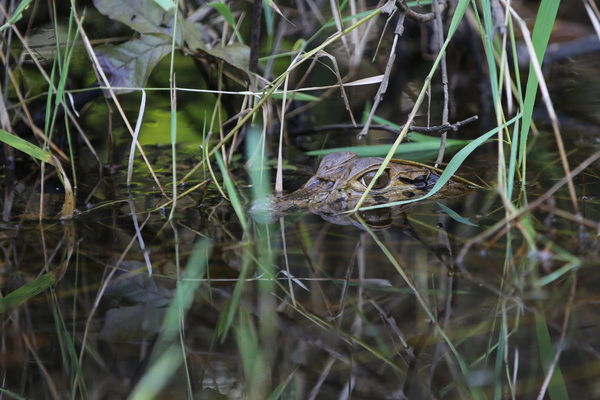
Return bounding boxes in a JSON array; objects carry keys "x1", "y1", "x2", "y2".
[
  {"x1": 0, "y1": 272, "x2": 56, "y2": 314},
  {"x1": 358, "y1": 214, "x2": 485, "y2": 399},
  {"x1": 0, "y1": 130, "x2": 75, "y2": 218},
  {"x1": 357, "y1": 113, "x2": 521, "y2": 212}
]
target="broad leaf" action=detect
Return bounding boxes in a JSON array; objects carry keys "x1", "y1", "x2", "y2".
[
  {"x1": 93, "y1": 0, "x2": 182, "y2": 43},
  {"x1": 183, "y1": 21, "x2": 251, "y2": 80},
  {"x1": 198, "y1": 41, "x2": 250, "y2": 77},
  {"x1": 95, "y1": 33, "x2": 173, "y2": 93}
]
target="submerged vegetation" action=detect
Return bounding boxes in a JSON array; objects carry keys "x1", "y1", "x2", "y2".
[{"x1": 1, "y1": 0, "x2": 600, "y2": 398}]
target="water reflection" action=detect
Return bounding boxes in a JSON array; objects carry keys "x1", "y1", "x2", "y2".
[
  {"x1": 3, "y1": 156, "x2": 600, "y2": 398},
  {"x1": 3, "y1": 49, "x2": 600, "y2": 400}
]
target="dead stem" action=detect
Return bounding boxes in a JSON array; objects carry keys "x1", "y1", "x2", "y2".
[
  {"x1": 358, "y1": 8, "x2": 404, "y2": 139},
  {"x1": 294, "y1": 116, "x2": 478, "y2": 136},
  {"x1": 536, "y1": 273, "x2": 576, "y2": 400},
  {"x1": 584, "y1": 0, "x2": 600, "y2": 37},
  {"x1": 279, "y1": 218, "x2": 297, "y2": 307},
  {"x1": 72, "y1": 213, "x2": 152, "y2": 398},
  {"x1": 505, "y1": 1, "x2": 580, "y2": 214},
  {"x1": 72, "y1": 5, "x2": 169, "y2": 199},
  {"x1": 538, "y1": 202, "x2": 600, "y2": 231},
  {"x1": 457, "y1": 149, "x2": 600, "y2": 267},
  {"x1": 396, "y1": 0, "x2": 448, "y2": 23},
  {"x1": 250, "y1": 0, "x2": 263, "y2": 74},
  {"x1": 433, "y1": 0, "x2": 450, "y2": 167}
]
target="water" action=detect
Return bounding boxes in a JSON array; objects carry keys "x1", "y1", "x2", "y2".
[
  {"x1": 3, "y1": 7, "x2": 600, "y2": 400},
  {"x1": 3, "y1": 145, "x2": 597, "y2": 398}
]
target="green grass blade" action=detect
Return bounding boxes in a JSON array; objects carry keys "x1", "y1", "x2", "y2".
[
  {"x1": 217, "y1": 250, "x2": 255, "y2": 341},
  {"x1": 129, "y1": 346, "x2": 183, "y2": 400},
  {"x1": 506, "y1": 118, "x2": 520, "y2": 200},
  {"x1": 130, "y1": 239, "x2": 211, "y2": 399},
  {"x1": 436, "y1": 202, "x2": 479, "y2": 227},
  {"x1": 246, "y1": 126, "x2": 270, "y2": 201},
  {"x1": 269, "y1": 92, "x2": 319, "y2": 101},
  {"x1": 51, "y1": 289, "x2": 87, "y2": 396},
  {"x1": 0, "y1": 387, "x2": 28, "y2": 400},
  {"x1": 535, "y1": 311, "x2": 569, "y2": 400},
  {"x1": 306, "y1": 140, "x2": 470, "y2": 160},
  {"x1": 208, "y1": 2, "x2": 244, "y2": 43},
  {"x1": 480, "y1": 0, "x2": 500, "y2": 104},
  {"x1": 518, "y1": 0, "x2": 560, "y2": 166},
  {"x1": 215, "y1": 151, "x2": 247, "y2": 231},
  {"x1": 0, "y1": 0, "x2": 33, "y2": 31},
  {"x1": 358, "y1": 113, "x2": 521, "y2": 211},
  {"x1": 0, "y1": 272, "x2": 56, "y2": 313},
  {"x1": 0, "y1": 130, "x2": 52, "y2": 162}
]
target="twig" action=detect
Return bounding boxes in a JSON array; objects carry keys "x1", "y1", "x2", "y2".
[
  {"x1": 395, "y1": 0, "x2": 448, "y2": 23},
  {"x1": 537, "y1": 202, "x2": 600, "y2": 231},
  {"x1": 71, "y1": 5, "x2": 169, "y2": 198},
  {"x1": 536, "y1": 274, "x2": 577, "y2": 400},
  {"x1": 294, "y1": 115, "x2": 478, "y2": 136},
  {"x1": 358, "y1": 3, "x2": 403, "y2": 139},
  {"x1": 250, "y1": 0, "x2": 263, "y2": 74},
  {"x1": 359, "y1": 0, "x2": 449, "y2": 140},
  {"x1": 457, "y1": 149, "x2": 600, "y2": 268},
  {"x1": 584, "y1": 0, "x2": 600, "y2": 39},
  {"x1": 433, "y1": 0, "x2": 449, "y2": 167}
]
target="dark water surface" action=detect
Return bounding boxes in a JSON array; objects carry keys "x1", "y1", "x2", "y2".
[
  {"x1": 4, "y1": 136, "x2": 600, "y2": 399},
  {"x1": 3, "y1": 28, "x2": 600, "y2": 400}
]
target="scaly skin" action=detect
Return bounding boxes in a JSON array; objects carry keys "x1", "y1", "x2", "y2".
[{"x1": 250, "y1": 151, "x2": 475, "y2": 222}]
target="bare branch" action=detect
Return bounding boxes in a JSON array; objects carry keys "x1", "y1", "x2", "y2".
[{"x1": 396, "y1": 0, "x2": 448, "y2": 23}]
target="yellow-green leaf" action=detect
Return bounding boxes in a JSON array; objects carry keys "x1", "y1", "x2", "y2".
[
  {"x1": 0, "y1": 129, "x2": 52, "y2": 162},
  {"x1": 0, "y1": 272, "x2": 56, "y2": 313}
]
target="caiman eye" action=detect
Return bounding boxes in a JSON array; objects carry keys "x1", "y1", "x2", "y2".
[{"x1": 361, "y1": 170, "x2": 390, "y2": 190}]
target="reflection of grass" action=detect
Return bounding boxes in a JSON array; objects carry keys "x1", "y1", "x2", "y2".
[{"x1": 3, "y1": 0, "x2": 598, "y2": 398}]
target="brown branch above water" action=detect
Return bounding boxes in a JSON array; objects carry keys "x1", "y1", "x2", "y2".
[
  {"x1": 395, "y1": 0, "x2": 448, "y2": 23},
  {"x1": 291, "y1": 115, "x2": 478, "y2": 137}
]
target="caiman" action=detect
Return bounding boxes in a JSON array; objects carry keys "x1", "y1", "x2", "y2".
[{"x1": 249, "y1": 151, "x2": 478, "y2": 224}]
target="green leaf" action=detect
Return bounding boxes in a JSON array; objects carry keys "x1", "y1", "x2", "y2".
[
  {"x1": 95, "y1": 33, "x2": 173, "y2": 93},
  {"x1": 93, "y1": 0, "x2": 181, "y2": 40},
  {"x1": 436, "y1": 202, "x2": 478, "y2": 227},
  {"x1": 0, "y1": 0, "x2": 33, "y2": 32},
  {"x1": 0, "y1": 129, "x2": 52, "y2": 162},
  {"x1": 207, "y1": 2, "x2": 244, "y2": 43},
  {"x1": 215, "y1": 152, "x2": 247, "y2": 231},
  {"x1": 183, "y1": 24, "x2": 251, "y2": 78},
  {"x1": 153, "y1": 0, "x2": 175, "y2": 11},
  {"x1": 518, "y1": 0, "x2": 560, "y2": 165},
  {"x1": 270, "y1": 92, "x2": 319, "y2": 102},
  {"x1": 0, "y1": 272, "x2": 56, "y2": 313},
  {"x1": 306, "y1": 140, "x2": 470, "y2": 161},
  {"x1": 535, "y1": 311, "x2": 569, "y2": 400},
  {"x1": 196, "y1": 41, "x2": 250, "y2": 74},
  {"x1": 358, "y1": 113, "x2": 520, "y2": 211}
]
